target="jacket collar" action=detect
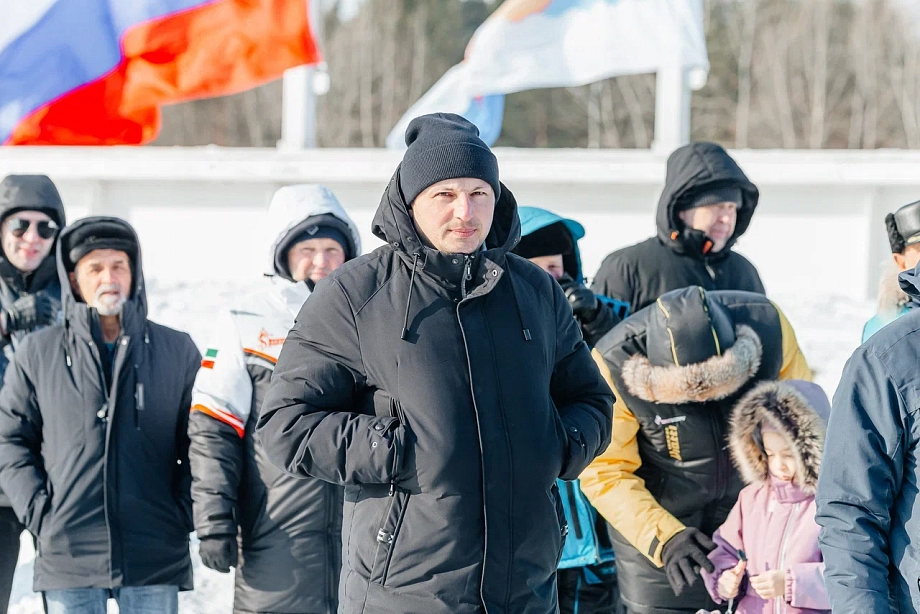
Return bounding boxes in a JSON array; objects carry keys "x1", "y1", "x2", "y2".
[
  {"x1": 770, "y1": 476, "x2": 812, "y2": 504},
  {"x1": 371, "y1": 166, "x2": 522, "y2": 288}
]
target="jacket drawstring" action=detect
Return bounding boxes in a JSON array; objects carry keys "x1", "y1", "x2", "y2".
[
  {"x1": 507, "y1": 274, "x2": 532, "y2": 342},
  {"x1": 401, "y1": 253, "x2": 420, "y2": 341}
]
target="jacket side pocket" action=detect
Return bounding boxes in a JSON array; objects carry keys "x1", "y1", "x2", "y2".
[{"x1": 368, "y1": 487, "x2": 411, "y2": 586}]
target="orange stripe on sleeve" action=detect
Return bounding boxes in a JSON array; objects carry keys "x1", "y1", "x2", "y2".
[{"x1": 192, "y1": 404, "x2": 245, "y2": 438}]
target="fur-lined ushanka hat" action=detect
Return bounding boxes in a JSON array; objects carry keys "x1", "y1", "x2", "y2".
[
  {"x1": 622, "y1": 286, "x2": 763, "y2": 404},
  {"x1": 728, "y1": 380, "x2": 830, "y2": 494}
]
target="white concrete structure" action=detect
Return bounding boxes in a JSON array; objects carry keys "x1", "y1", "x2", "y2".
[{"x1": 0, "y1": 146, "x2": 916, "y2": 302}]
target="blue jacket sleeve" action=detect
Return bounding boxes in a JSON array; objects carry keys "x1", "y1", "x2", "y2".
[{"x1": 815, "y1": 346, "x2": 904, "y2": 613}]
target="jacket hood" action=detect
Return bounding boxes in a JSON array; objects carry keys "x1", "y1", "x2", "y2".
[
  {"x1": 56, "y1": 216, "x2": 147, "y2": 335},
  {"x1": 879, "y1": 259, "x2": 913, "y2": 313},
  {"x1": 728, "y1": 380, "x2": 829, "y2": 494},
  {"x1": 371, "y1": 166, "x2": 521, "y2": 272},
  {"x1": 265, "y1": 184, "x2": 362, "y2": 278},
  {"x1": 0, "y1": 174, "x2": 66, "y2": 228},
  {"x1": 517, "y1": 207, "x2": 585, "y2": 282},
  {"x1": 622, "y1": 324, "x2": 762, "y2": 405},
  {"x1": 0, "y1": 175, "x2": 67, "y2": 286},
  {"x1": 656, "y1": 142, "x2": 758, "y2": 257}
]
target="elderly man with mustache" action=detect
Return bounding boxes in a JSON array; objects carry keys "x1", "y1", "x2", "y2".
[{"x1": 0, "y1": 217, "x2": 201, "y2": 614}]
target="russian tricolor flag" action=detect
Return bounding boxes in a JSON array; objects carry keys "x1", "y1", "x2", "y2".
[{"x1": 1, "y1": 0, "x2": 319, "y2": 145}]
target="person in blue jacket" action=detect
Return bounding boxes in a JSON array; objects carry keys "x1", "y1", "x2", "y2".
[
  {"x1": 817, "y1": 260, "x2": 920, "y2": 613},
  {"x1": 862, "y1": 199, "x2": 920, "y2": 341},
  {"x1": 513, "y1": 206, "x2": 627, "y2": 614}
]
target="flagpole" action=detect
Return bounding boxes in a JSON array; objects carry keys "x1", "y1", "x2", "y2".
[
  {"x1": 652, "y1": 63, "x2": 690, "y2": 154},
  {"x1": 279, "y1": 0, "x2": 322, "y2": 150}
]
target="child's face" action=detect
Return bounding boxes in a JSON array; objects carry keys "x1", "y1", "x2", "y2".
[{"x1": 763, "y1": 430, "x2": 797, "y2": 482}]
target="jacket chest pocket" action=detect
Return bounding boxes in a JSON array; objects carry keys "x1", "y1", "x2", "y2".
[{"x1": 368, "y1": 487, "x2": 411, "y2": 586}]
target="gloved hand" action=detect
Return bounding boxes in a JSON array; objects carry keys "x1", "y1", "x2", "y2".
[
  {"x1": 3, "y1": 294, "x2": 56, "y2": 333},
  {"x1": 558, "y1": 275, "x2": 600, "y2": 324},
  {"x1": 198, "y1": 534, "x2": 238, "y2": 573},
  {"x1": 661, "y1": 528, "x2": 716, "y2": 596}
]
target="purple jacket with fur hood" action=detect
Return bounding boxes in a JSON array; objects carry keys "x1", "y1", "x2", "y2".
[{"x1": 702, "y1": 380, "x2": 831, "y2": 614}]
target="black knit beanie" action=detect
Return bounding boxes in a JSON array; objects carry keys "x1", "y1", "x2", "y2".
[
  {"x1": 398, "y1": 113, "x2": 500, "y2": 206},
  {"x1": 678, "y1": 186, "x2": 743, "y2": 212}
]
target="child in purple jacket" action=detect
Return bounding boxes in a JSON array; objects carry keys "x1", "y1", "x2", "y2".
[{"x1": 701, "y1": 380, "x2": 831, "y2": 614}]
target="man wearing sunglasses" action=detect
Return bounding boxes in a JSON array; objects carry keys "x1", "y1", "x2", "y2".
[{"x1": 0, "y1": 174, "x2": 66, "y2": 613}]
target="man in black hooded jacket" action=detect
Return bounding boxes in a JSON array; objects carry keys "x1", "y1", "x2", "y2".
[
  {"x1": 257, "y1": 113, "x2": 613, "y2": 614},
  {"x1": 0, "y1": 174, "x2": 67, "y2": 611},
  {"x1": 0, "y1": 217, "x2": 200, "y2": 613},
  {"x1": 592, "y1": 142, "x2": 765, "y2": 313}
]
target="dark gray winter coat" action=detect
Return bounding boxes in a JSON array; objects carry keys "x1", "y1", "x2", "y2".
[
  {"x1": 257, "y1": 174, "x2": 614, "y2": 614},
  {"x1": 0, "y1": 217, "x2": 199, "y2": 591},
  {"x1": 0, "y1": 175, "x2": 67, "y2": 508},
  {"x1": 592, "y1": 142, "x2": 765, "y2": 313},
  {"x1": 816, "y1": 266, "x2": 920, "y2": 613}
]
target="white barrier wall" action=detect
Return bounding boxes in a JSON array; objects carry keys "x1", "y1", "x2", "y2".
[{"x1": 1, "y1": 146, "x2": 918, "y2": 302}]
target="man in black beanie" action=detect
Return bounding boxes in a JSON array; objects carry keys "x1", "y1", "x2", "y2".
[
  {"x1": 258, "y1": 113, "x2": 613, "y2": 614},
  {"x1": 593, "y1": 142, "x2": 765, "y2": 314}
]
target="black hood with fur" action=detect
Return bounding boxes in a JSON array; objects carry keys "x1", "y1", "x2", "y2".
[
  {"x1": 592, "y1": 288, "x2": 793, "y2": 611},
  {"x1": 729, "y1": 380, "x2": 829, "y2": 494}
]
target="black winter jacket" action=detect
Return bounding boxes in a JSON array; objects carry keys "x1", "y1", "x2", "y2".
[
  {"x1": 257, "y1": 174, "x2": 614, "y2": 614},
  {"x1": 592, "y1": 142, "x2": 765, "y2": 313},
  {"x1": 582, "y1": 287, "x2": 811, "y2": 613},
  {"x1": 0, "y1": 217, "x2": 199, "y2": 591},
  {"x1": 0, "y1": 175, "x2": 67, "y2": 508}
]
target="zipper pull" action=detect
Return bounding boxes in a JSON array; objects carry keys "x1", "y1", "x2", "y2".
[
  {"x1": 704, "y1": 261, "x2": 716, "y2": 281},
  {"x1": 96, "y1": 403, "x2": 108, "y2": 422},
  {"x1": 461, "y1": 256, "x2": 473, "y2": 298}
]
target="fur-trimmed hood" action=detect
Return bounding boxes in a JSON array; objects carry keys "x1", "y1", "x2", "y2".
[
  {"x1": 878, "y1": 258, "x2": 912, "y2": 313},
  {"x1": 728, "y1": 380, "x2": 829, "y2": 494},
  {"x1": 622, "y1": 324, "x2": 762, "y2": 404}
]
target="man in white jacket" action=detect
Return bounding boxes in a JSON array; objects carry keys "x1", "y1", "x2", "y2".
[{"x1": 188, "y1": 185, "x2": 361, "y2": 614}]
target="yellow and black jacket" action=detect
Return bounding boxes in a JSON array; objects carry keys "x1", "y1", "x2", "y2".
[{"x1": 581, "y1": 287, "x2": 811, "y2": 614}]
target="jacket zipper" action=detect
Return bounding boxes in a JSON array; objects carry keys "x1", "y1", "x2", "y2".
[
  {"x1": 88, "y1": 335, "x2": 130, "y2": 587},
  {"x1": 325, "y1": 482, "x2": 336, "y2": 614},
  {"x1": 456, "y1": 298, "x2": 491, "y2": 614},
  {"x1": 563, "y1": 481, "x2": 583, "y2": 541},
  {"x1": 461, "y1": 256, "x2": 473, "y2": 298},
  {"x1": 774, "y1": 502, "x2": 800, "y2": 614},
  {"x1": 711, "y1": 412, "x2": 725, "y2": 498},
  {"x1": 701, "y1": 255, "x2": 716, "y2": 281}
]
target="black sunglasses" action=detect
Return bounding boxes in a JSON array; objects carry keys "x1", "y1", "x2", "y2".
[{"x1": 7, "y1": 218, "x2": 59, "y2": 240}]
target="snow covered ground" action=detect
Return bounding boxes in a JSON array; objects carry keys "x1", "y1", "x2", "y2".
[{"x1": 8, "y1": 280, "x2": 875, "y2": 613}]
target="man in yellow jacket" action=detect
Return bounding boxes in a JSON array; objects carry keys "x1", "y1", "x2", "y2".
[{"x1": 581, "y1": 286, "x2": 811, "y2": 614}]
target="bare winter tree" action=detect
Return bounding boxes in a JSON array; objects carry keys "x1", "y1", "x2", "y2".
[{"x1": 152, "y1": 0, "x2": 920, "y2": 150}]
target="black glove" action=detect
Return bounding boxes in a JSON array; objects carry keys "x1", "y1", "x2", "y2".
[
  {"x1": 198, "y1": 534, "x2": 238, "y2": 573},
  {"x1": 558, "y1": 276, "x2": 600, "y2": 324},
  {"x1": 3, "y1": 294, "x2": 56, "y2": 333},
  {"x1": 660, "y1": 528, "x2": 716, "y2": 596}
]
